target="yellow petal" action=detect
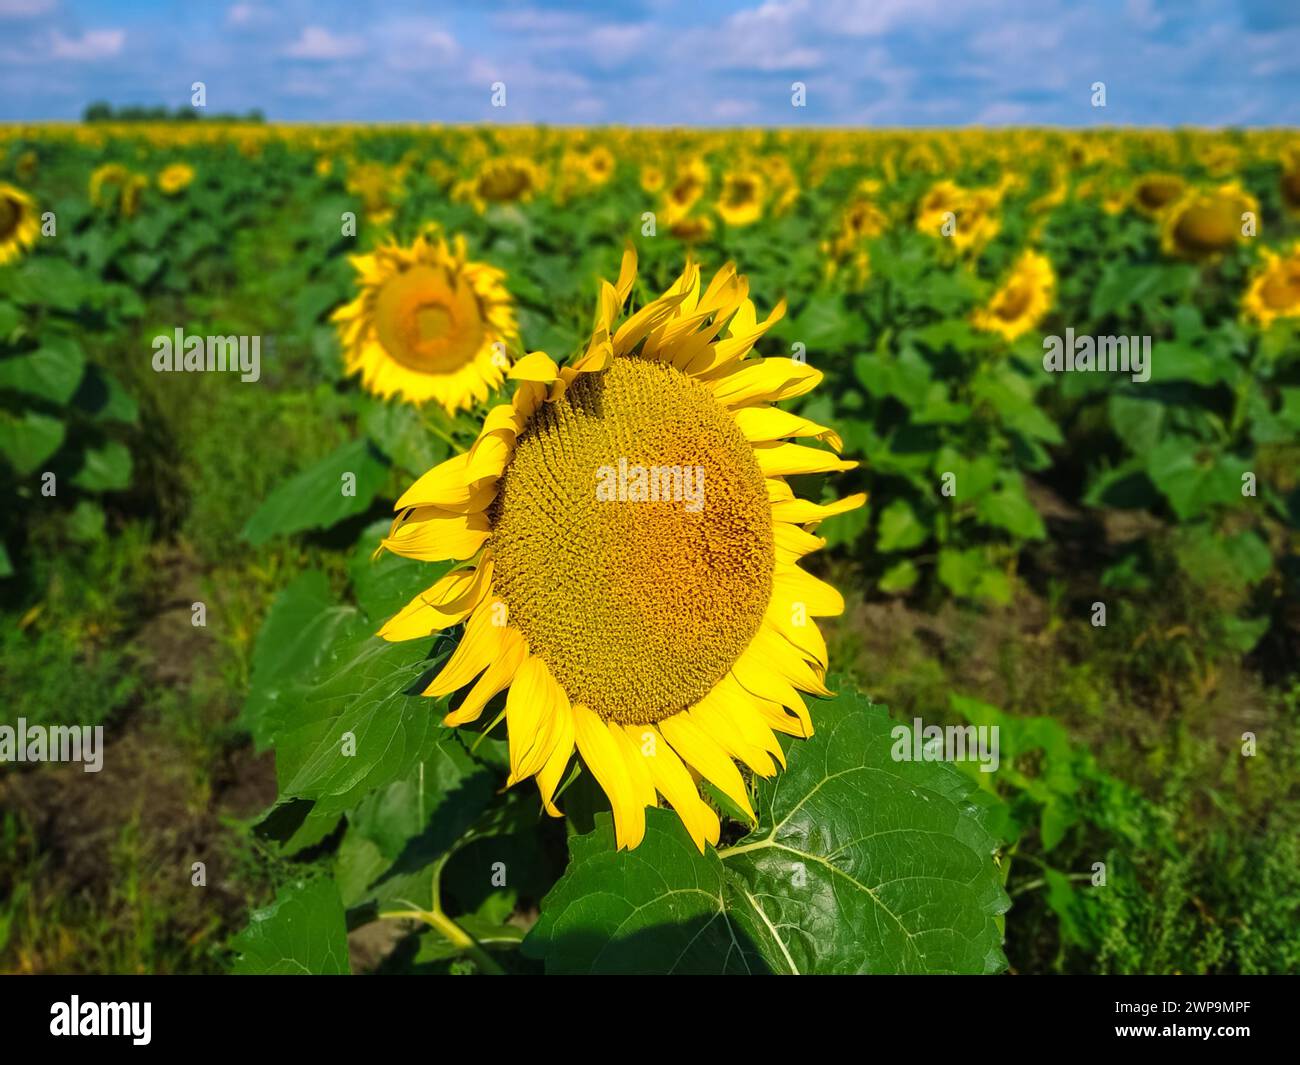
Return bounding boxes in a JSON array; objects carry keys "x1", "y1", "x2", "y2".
[
  {"x1": 690, "y1": 685, "x2": 778, "y2": 777},
  {"x1": 733, "y1": 406, "x2": 844, "y2": 452},
  {"x1": 383, "y1": 507, "x2": 491, "y2": 562},
  {"x1": 754, "y1": 441, "x2": 857, "y2": 477},
  {"x1": 707, "y1": 356, "x2": 822, "y2": 408},
  {"x1": 774, "y1": 565, "x2": 845, "y2": 616},
  {"x1": 378, "y1": 558, "x2": 494, "y2": 642},
  {"x1": 574, "y1": 705, "x2": 646, "y2": 850},
  {"x1": 508, "y1": 351, "x2": 559, "y2": 384},
  {"x1": 623, "y1": 724, "x2": 719, "y2": 853},
  {"x1": 770, "y1": 492, "x2": 867, "y2": 524},
  {"x1": 443, "y1": 625, "x2": 526, "y2": 725},
  {"x1": 505, "y1": 654, "x2": 566, "y2": 783},
  {"x1": 659, "y1": 710, "x2": 756, "y2": 822},
  {"x1": 535, "y1": 696, "x2": 576, "y2": 816},
  {"x1": 423, "y1": 598, "x2": 509, "y2": 698},
  {"x1": 774, "y1": 521, "x2": 827, "y2": 562}
]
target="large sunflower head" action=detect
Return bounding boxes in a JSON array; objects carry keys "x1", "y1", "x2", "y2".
[
  {"x1": 332, "y1": 230, "x2": 518, "y2": 412},
  {"x1": 971, "y1": 249, "x2": 1056, "y2": 342},
  {"x1": 0, "y1": 181, "x2": 39, "y2": 266},
  {"x1": 1242, "y1": 243, "x2": 1300, "y2": 328},
  {"x1": 1160, "y1": 183, "x2": 1257, "y2": 261},
  {"x1": 376, "y1": 247, "x2": 864, "y2": 852}
]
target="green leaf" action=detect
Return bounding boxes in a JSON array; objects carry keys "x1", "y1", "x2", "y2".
[
  {"x1": 0, "y1": 410, "x2": 65, "y2": 474},
  {"x1": 526, "y1": 685, "x2": 1008, "y2": 974},
  {"x1": 975, "y1": 480, "x2": 1046, "y2": 540},
  {"x1": 72, "y1": 439, "x2": 132, "y2": 491},
  {"x1": 242, "y1": 437, "x2": 389, "y2": 545},
  {"x1": 878, "y1": 558, "x2": 919, "y2": 594},
  {"x1": 1145, "y1": 438, "x2": 1243, "y2": 520},
  {"x1": 0, "y1": 336, "x2": 86, "y2": 404},
  {"x1": 876, "y1": 497, "x2": 929, "y2": 552},
  {"x1": 0, "y1": 301, "x2": 20, "y2": 337},
  {"x1": 272, "y1": 630, "x2": 450, "y2": 814},
  {"x1": 231, "y1": 878, "x2": 350, "y2": 975},
  {"x1": 349, "y1": 737, "x2": 499, "y2": 861},
  {"x1": 242, "y1": 569, "x2": 361, "y2": 750},
  {"x1": 362, "y1": 398, "x2": 449, "y2": 479},
  {"x1": 1108, "y1": 393, "x2": 1165, "y2": 455}
]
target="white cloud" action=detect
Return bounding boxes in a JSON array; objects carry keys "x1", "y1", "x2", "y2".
[
  {"x1": 283, "y1": 26, "x2": 363, "y2": 61},
  {"x1": 50, "y1": 28, "x2": 124, "y2": 60},
  {"x1": 226, "y1": 4, "x2": 268, "y2": 27}
]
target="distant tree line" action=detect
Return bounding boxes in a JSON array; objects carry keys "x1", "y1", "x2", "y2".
[{"x1": 82, "y1": 102, "x2": 266, "y2": 123}]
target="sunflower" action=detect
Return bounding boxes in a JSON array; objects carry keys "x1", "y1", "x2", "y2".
[
  {"x1": 0, "y1": 181, "x2": 39, "y2": 265},
  {"x1": 453, "y1": 157, "x2": 546, "y2": 213},
  {"x1": 971, "y1": 249, "x2": 1056, "y2": 341},
  {"x1": 332, "y1": 230, "x2": 518, "y2": 413},
  {"x1": 915, "y1": 179, "x2": 1000, "y2": 254},
  {"x1": 1279, "y1": 149, "x2": 1300, "y2": 215},
  {"x1": 376, "y1": 247, "x2": 864, "y2": 852},
  {"x1": 1242, "y1": 243, "x2": 1300, "y2": 328},
  {"x1": 1129, "y1": 172, "x2": 1186, "y2": 217},
  {"x1": 89, "y1": 162, "x2": 128, "y2": 208},
  {"x1": 715, "y1": 169, "x2": 766, "y2": 227},
  {"x1": 1160, "y1": 183, "x2": 1257, "y2": 261},
  {"x1": 157, "y1": 162, "x2": 195, "y2": 196},
  {"x1": 662, "y1": 157, "x2": 710, "y2": 224}
]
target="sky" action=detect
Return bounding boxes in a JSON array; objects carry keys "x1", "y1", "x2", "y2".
[{"x1": 1, "y1": 0, "x2": 1298, "y2": 126}]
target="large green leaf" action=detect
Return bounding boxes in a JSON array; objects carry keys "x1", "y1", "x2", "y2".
[
  {"x1": 525, "y1": 686, "x2": 1009, "y2": 974},
  {"x1": 272, "y1": 628, "x2": 451, "y2": 814},
  {"x1": 242, "y1": 569, "x2": 362, "y2": 750},
  {"x1": 0, "y1": 335, "x2": 86, "y2": 405},
  {"x1": 231, "y1": 878, "x2": 350, "y2": 975},
  {"x1": 242, "y1": 437, "x2": 389, "y2": 545}
]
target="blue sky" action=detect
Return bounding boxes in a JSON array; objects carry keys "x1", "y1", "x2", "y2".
[{"x1": 1, "y1": 0, "x2": 1297, "y2": 125}]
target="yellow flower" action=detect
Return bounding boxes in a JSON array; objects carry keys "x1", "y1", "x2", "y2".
[
  {"x1": 121, "y1": 173, "x2": 148, "y2": 218},
  {"x1": 668, "y1": 212, "x2": 714, "y2": 242},
  {"x1": 0, "y1": 182, "x2": 39, "y2": 265},
  {"x1": 157, "y1": 162, "x2": 195, "y2": 195},
  {"x1": 376, "y1": 247, "x2": 864, "y2": 852},
  {"x1": 1280, "y1": 149, "x2": 1300, "y2": 216},
  {"x1": 332, "y1": 230, "x2": 518, "y2": 413},
  {"x1": 971, "y1": 249, "x2": 1056, "y2": 342},
  {"x1": 453, "y1": 157, "x2": 545, "y2": 213},
  {"x1": 1242, "y1": 243, "x2": 1300, "y2": 328},
  {"x1": 916, "y1": 179, "x2": 1000, "y2": 254},
  {"x1": 714, "y1": 168, "x2": 766, "y2": 227},
  {"x1": 640, "y1": 164, "x2": 665, "y2": 195},
  {"x1": 662, "y1": 157, "x2": 710, "y2": 223},
  {"x1": 1160, "y1": 183, "x2": 1257, "y2": 261},
  {"x1": 89, "y1": 162, "x2": 128, "y2": 207},
  {"x1": 1129, "y1": 172, "x2": 1186, "y2": 217},
  {"x1": 346, "y1": 160, "x2": 406, "y2": 226}
]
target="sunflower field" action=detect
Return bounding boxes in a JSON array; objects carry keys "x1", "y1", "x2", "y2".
[{"x1": 2, "y1": 122, "x2": 1298, "y2": 977}]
